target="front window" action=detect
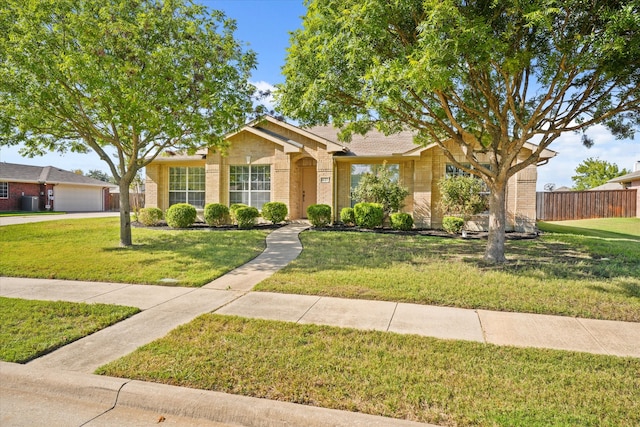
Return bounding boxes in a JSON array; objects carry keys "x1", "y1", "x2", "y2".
[
  {"x1": 229, "y1": 165, "x2": 271, "y2": 209},
  {"x1": 169, "y1": 167, "x2": 205, "y2": 208},
  {"x1": 0, "y1": 182, "x2": 7, "y2": 199},
  {"x1": 350, "y1": 163, "x2": 399, "y2": 206}
]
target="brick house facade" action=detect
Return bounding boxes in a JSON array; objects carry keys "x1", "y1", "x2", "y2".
[{"x1": 145, "y1": 116, "x2": 555, "y2": 232}]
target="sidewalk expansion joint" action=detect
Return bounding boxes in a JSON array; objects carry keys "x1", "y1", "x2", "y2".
[
  {"x1": 575, "y1": 318, "x2": 610, "y2": 356},
  {"x1": 78, "y1": 379, "x2": 132, "y2": 426},
  {"x1": 296, "y1": 295, "x2": 322, "y2": 323},
  {"x1": 386, "y1": 303, "x2": 399, "y2": 332},
  {"x1": 475, "y1": 310, "x2": 489, "y2": 344}
]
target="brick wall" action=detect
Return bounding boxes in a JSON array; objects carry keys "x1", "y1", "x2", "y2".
[{"x1": 0, "y1": 182, "x2": 45, "y2": 211}]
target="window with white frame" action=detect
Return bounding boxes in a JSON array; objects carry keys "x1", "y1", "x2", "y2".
[
  {"x1": 0, "y1": 182, "x2": 8, "y2": 199},
  {"x1": 229, "y1": 165, "x2": 271, "y2": 209},
  {"x1": 169, "y1": 167, "x2": 205, "y2": 208}
]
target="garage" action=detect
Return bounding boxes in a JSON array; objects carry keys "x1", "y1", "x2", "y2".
[{"x1": 54, "y1": 185, "x2": 105, "y2": 211}]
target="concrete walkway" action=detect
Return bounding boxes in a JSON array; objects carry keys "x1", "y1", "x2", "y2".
[{"x1": 1, "y1": 221, "x2": 639, "y2": 426}]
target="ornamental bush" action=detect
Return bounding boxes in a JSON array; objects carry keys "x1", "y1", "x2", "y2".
[
  {"x1": 352, "y1": 162, "x2": 409, "y2": 218},
  {"x1": 165, "y1": 203, "x2": 197, "y2": 228},
  {"x1": 204, "y1": 203, "x2": 230, "y2": 226},
  {"x1": 340, "y1": 207, "x2": 355, "y2": 226},
  {"x1": 353, "y1": 202, "x2": 384, "y2": 229},
  {"x1": 306, "y1": 204, "x2": 332, "y2": 227},
  {"x1": 437, "y1": 175, "x2": 488, "y2": 219},
  {"x1": 229, "y1": 203, "x2": 249, "y2": 224},
  {"x1": 235, "y1": 206, "x2": 260, "y2": 229},
  {"x1": 390, "y1": 212, "x2": 414, "y2": 231},
  {"x1": 442, "y1": 216, "x2": 465, "y2": 234},
  {"x1": 261, "y1": 202, "x2": 288, "y2": 224},
  {"x1": 137, "y1": 207, "x2": 163, "y2": 226}
]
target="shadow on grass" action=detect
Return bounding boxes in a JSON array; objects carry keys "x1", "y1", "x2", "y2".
[{"x1": 296, "y1": 231, "x2": 640, "y2": 284}]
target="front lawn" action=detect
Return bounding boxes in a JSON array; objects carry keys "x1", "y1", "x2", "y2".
[
  {"x1": 0, "y1": 218, "x2": 269, "y2": 286},
  {"x1": 255, "y1": 223, "x2": 640, "y2": 322},
  {"x1": 0, "y1": 297, "x2": 139, "y2": 363},
  {"x1": 97, "y1": 315, "x2": 640, "y2": 427}
]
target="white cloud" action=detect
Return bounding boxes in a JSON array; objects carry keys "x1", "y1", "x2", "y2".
[
  {"x1": 536, "y1": 124, "x2": 640, "y2": 190},
  {"x1": 251, "y1": 80, "x2": 277, "y2": 113}
]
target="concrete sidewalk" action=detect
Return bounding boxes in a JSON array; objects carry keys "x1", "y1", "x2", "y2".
[{"x1": 1, "y1": 222, "x2": 639, "y2": 426}]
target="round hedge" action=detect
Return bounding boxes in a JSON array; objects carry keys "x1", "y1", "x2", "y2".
[
  {"x1": 353, "y1": 202, "x2": 384, "y2": 229},
  {"x1": 442, "y1": 216, "x2": 464, "y2": 234},
  {"x1": 390, "y1": 212, "x2": 414, "y2": 231},
  {"x1": 261, "y1": 202, "x2": 288, "y2": 224},
  {"x1": 340, "y1": 207, "x2": 355, "y2": 226},
  {"x1": 165, "y1": 203, "x2": 197, "y2": 228},
  {"x1": 235, "y1": 206, "x2": 260, "y2": 229},
  {"x1": 204, "y1": 203, "x2": 230, "y2": 226},
  {"x1": 306, "y1": 204, "x2": 332, "y2": 227},
  {"x1": 137, "y1": 207, "x2": 163, "y2": 226}
]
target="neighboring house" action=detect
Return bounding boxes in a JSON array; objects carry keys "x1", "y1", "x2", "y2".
[
  {"x1": 589, "y1": 182, "x2": 624, "y2": 191},
  {"x1": 0, "y1": 162, "x2": 115, "y2": 212},
  {"x1": 145, "y1": 116, "x2": 555, "y2": 231},
  {"x1": 607, "y1": 166, "x2": 640, "y2": 217}
]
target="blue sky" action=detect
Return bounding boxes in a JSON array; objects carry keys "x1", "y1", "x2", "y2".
[{"x1": 1, "y1": 0, "x2": 638, "y2": 188}]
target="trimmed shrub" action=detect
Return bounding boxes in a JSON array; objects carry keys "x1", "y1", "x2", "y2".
[
  {"x1": 307, "y1": 204, "x2": 332, "y2": 227},
  {"x1": 235, "y1": 206, "x2": 260, "y2": 229},
  {"x1": 353, "y1": 202, "x2": 384, "y2": 229},
  {"x1": 261, "y1": 202, "x2": 288, "y2": 224},
  {"x1": 390, "y1": 212, "x2": 414, "y2": 231},
  {"x1": 204, "y1": 203, "x2": 230, "y2": 226},
  {"x1": 340, "y1": 207, "x2": 355, "y2": 226},
  {"x1": 137, "y1": 207, "x2": 163, "y2": 226},
  {"x1": 442, "y1": 216, "x2": 465, "y2": 234},
  {"x1": 229, "y1": 203, "x2": 249, "y2": 224},
  {"x1": 165, "y1": 203, "x2": 197, "y2": 228}
]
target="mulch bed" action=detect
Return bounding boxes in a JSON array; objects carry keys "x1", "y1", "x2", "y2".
[{"x1": 133, "y1": 221, "x2": 538, "y2": 240}]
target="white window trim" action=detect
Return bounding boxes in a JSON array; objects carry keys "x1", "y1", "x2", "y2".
[
  {"x1": 229, "y1": 165, "x2": 271, "y2": 209},
  {"x1": 168, "y1": 167, "x2": 205, "y2": 208},
  {"x1": 0, "y1": 182, "x2": 8, "y2": 199}
]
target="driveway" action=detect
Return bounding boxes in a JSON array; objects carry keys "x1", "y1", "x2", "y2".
[{"x1": 0, "y1": 212, "x2": 119, "y2": 226}]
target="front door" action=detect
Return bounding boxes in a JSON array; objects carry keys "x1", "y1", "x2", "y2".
[{"x1": 301, "y1": 166, "x2": 317, "y2": 218}]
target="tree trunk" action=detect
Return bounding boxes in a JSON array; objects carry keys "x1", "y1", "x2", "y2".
[
  {"x1": 118, "y1": 180, "x2": 132, "y2": 247},
  {"x1": 484, "y1": 179, "x2": 508, "y2": 263}
]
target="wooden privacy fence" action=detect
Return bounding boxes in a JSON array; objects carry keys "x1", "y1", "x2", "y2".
[
  {"x1": 536, "y1": 189, "x2": 637, "y2": 221},
  {"x1": 109, "y1": 193, "x2": 145, "y2": 211}
]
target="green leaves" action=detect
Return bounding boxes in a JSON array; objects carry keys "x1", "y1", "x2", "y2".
[
  {"x1": 1, "y1": 0, "x2": 257, "y2": 245},
  {"x1": 571, "y1": 157, "x2": 630, "y2": 191}
]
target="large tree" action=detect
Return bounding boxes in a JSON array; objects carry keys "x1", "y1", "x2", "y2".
[
  {"x1": 0, "y1": 0, "x2": 256, "y2": 246},
  {"x1": 276, "y1": 0, "x2": 640, "y2": 263},
  {"x1": 572, "y1": 157, "x2": 630, "y2": 190}
]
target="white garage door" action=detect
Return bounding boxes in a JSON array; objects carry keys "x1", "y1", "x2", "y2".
[{"x1": 55, "y1": 185, "x2": 103, "y2": 212}]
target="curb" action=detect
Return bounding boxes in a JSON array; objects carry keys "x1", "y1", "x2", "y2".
[{"x1": 1, "y1": 362, "x2": 434, "y2": 427}]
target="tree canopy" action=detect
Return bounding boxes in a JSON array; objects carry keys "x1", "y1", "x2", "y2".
[
  {"x1": 0, "y1": 0, "x2": 257, "y2": 246},
  {"x1": 572, "y1": 157, "x2": 630, "y2": 190},
  {"x1": 277, "y1": 0, "x2": 640, "y2": 262}
]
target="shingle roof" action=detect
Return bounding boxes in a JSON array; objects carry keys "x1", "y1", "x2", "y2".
[
  {"x1": 304, "y1": 125, "x2": 418, "y2": 157},
  {"x1": 0, "y1": 162, "x2": 115, "y2": 187},
  {"x1": 608, "y1": 170, "x2": 640, "y2": 183}
]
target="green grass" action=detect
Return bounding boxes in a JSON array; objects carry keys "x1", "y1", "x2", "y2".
[
  {"x1": 538, "y1": 217, "x2": 640, "y2": 239},
  {"x1": 0, "y1": 297, "x2": 139, "y2": 363},
  {"x1": 97, "y1": 315, "x2": 640, "y2": 427},
  {"x1": 255, "y1": 226, "x2": 640, "y2": 322},
  {"x1": 0, "y1": 211, "x2": 66, "y2": 217},
  {"x1": 0, "y1": 218, "x2": 269, "y2": 286}
]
